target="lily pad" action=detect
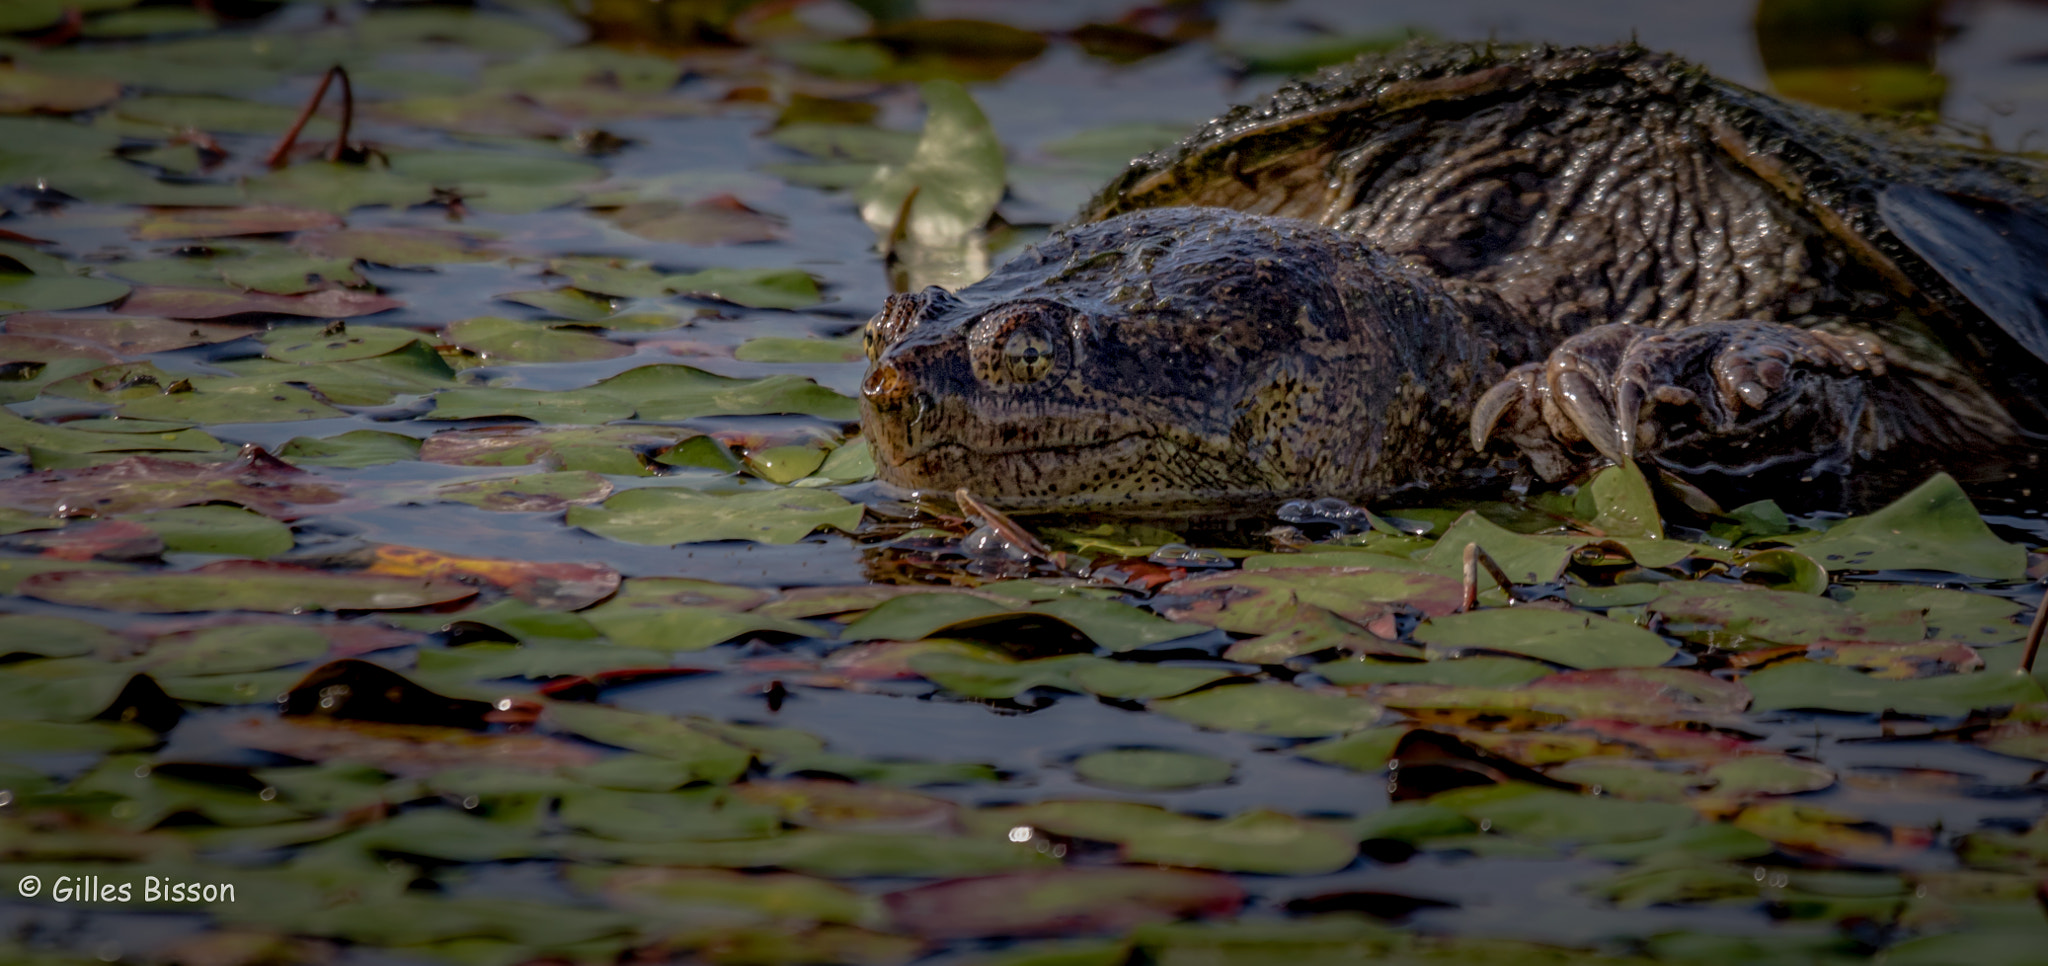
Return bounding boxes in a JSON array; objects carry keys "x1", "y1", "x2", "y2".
[
  {"x1": 444, "y1": 316, "x2": 630, "y2": 363},
  {"x1": 857, "y1": 80, "x2": 1003, "y2": 245},
  {"x1": 735, "y1": 334, "x2": 867, "y2": 363},
  {"x1": 664, "y1": 267, "x2": 821, "y2": 309},
  {"x1": 435, "y1": 471, "x2": 613, "y2": 513},
  {"x1": 125, "y1": 504, "x2": 293, "y2": 557},
  {"x1": 1778, "y1": 473, "x2": 2025, "y2": 578},
  {"x1": 293, "y1": 227, "x2": 500, "y2": 266},
  {"x1": 567, "y1": 486, "x2": 862, "y2": 545},
  {"x1": 885, "y1": 869, "x2": 1243, "y2": 939},
  {"x1": 277, "y1": 430, "x2": 422, "y2": 468},
  {"x1": 1743, "y1": 659, "x2": 2042, "y2": 716},
  {"x1": 0, "y1": 66, "x2": 121, "y2": 113},
  {"x1": 16, "y1": 560, "x2": 476, "y2": 613},
  {"x1": 1072, "y1": 749, "x2": 1233, "y2": 790},
  {"x1": 1414, "y1": 608, "x2": 1675, "y2": 669},
  {"x1": 121, "y1": 287, "x2": 402, "y2": 320},
  {"x1": 429, "y1": 365, "x2": 857, "y2": 423},
  {"x1": 1151, "y1": 683, "x2": 1383, "y2": 738},
  {"x1": 131, "y1": 206, "x2": 340, "y2": 241}
]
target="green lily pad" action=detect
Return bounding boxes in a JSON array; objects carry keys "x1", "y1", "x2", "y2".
[
  {"x1": 1151, "y1": 683, "x2": 1382, "y2": 737},
  {"x1": 429, "y1": 365, "x2": 857, "y2": 423},
  {"x1": 541, "y1": 702, "x2": 752, "y2": 783},
  {"x1": 1072, "y1": 749, "x2": 1233, "y2": 790},
  {"x1": 0, "y1": 65, "x2": 122, "y2": 113},
  {"x1": 496, "y1": 287, "x2": 617, "y2": 322},
  {"x1": 261, "y1": 323, "x2": 423, "y2": 363},
  {"x1": 0, "y1": 614, "x2": 123, "y2": 657},
  {"x1": 581, "y1": 604, "x2": 819, "y2": 651},
  {"x1": 734, "y1": 334, "x2": 865, "y2": 363},
  {"x1": 1585, "y1": 462, "x2": 1663, "y2": 540},
  {"x1": 1648, "y1": 582, "x2": 1925, "y2": 647},
  {"x1": 1120, "y1": 809, "x2": 1359, "y2": 875},
  {"x1": 0, "y1": 409, "x2": 221, "y2": 457},
  {"x1": 130, "y1": 623, "x2": 328, "y2": 676},
  {"x1": 278, "y1": 430, "x2": 423, "y2": 468},
  {"x1": 1313, "y1": 655, "x2": 1552, "y2": 688},
  {"x1": 444, "y1": 316, "x2": 630, "y2": 363},
  {"x1": 1414, "y1": 608, "x2": 1675, "y2": 669},
  {"x1": 1779, "y1": 473, "x2": 2025, "y2": 578},
  {"x1": 435, "y1": 471, "x2": 613, "y2": 512},
  {"x1": 567, "y1": 486, "x2": 862, "y2": 545},
  {"x1": 840, "y1": 593, "x2": 1201, "y2": 651},
  {"x1": 1427, "y1": 782, "x2": 1697, "y2": 845},
  {"x1": 744, "y1": 444, "x2": 827, "y2": 484},
  {"x1": 1832, "y1": 583, "x2": 2025, "y2": 644},
  {"x1": 15, "y1": 560, "x2": 476, "y2": 613},
  {"x1": 293, "y1": 227, "x2": 500, "y2": 266},
  {"x1": 664, "y1": 267, "x2": 821, "y2": 309},
  {"x1": 559, "y1": 786, "x2": 782, "y2": 842},
  {"x1": 0, "y1": 274, "x2": 130, "y2": 313},
  {"x1": 856, "y1": 80, "x2": 1003, "y2": 245},
  {"x1": 241, "y1": 162, "x2": 440, "y2": 214},
  {"x1": 0, "y1": 719, "x2": 156, "y2": 753},
  {"x1": 1743, "y1": 659, "x2": 2043, "y2": 717},
  {"x1": 125, "y1": 504, "x2": 293, "y2": 557}
]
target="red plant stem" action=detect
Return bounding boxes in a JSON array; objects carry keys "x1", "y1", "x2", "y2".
[
  {"x1": 326, "y1": 66, "x2": 353, "y2": 163},
  {"x1": 264, "y1": 66, "x2": 350, "y2": 168},
  {"x1": 2022, "y1": 584, "x2": 2047, "y2": 675}
]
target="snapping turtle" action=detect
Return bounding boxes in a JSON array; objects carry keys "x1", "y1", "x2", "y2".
[{"x1": 859, "y1": 43, "x2": 2048, "y2": 512}]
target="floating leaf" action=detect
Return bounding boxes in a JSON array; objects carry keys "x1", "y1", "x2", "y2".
[
  {"x1": 0, "y1": 448, "x2": 345, "y2": 517},
  {"x1": 1779, "y1": 473, "x2": 2025, "y2": 578},
  {"x1": 292, "y1": 227, "x2": 500, "y2": 266},
  {"x1": 241, "y1": 162, "x2": 440, "y2": 214},
  {"x1": 886, "y1": 869, "x2": 1243, "y2": 939},
  {"x1": 1648, "y1": 582, "x2": 1924, "y2": 647},
  {"x1": 429, "y1": 365, "x2": 857, "y2": 423},
  {"x1": 735, "y1": 334, "x2": 867, "y2": 363},
  {"x1": 228, "y1": 716, "x2": 597, "y2": 778},
  {"x1": 541, "y1": 703, "x2": 753, "y2": 783},
  {"x1": 1427, "y1": 782, "x2": 1697, "y2": 845},
  {"x1": 364, "y1": 545, "x2": 620, "y2": 611},
  {"x1": 17, "y1": 560, "x2": 476, "y2": 614},
  {"x1": 435, "y1": 471, "x2": 613, "y2": 513},
  {"x1": 130, "y1": 206, "x2": 340, "y2": 241},
  {"x1": 1315, "y1": 655, "x2": 1552, "y2": 688},
  {"x1": 1072, "y1": 749, "x2": 1232, "y2": 790},
  {"x1": 0, "y1": 66, "x2": 121, "y2": 113},
  {"x1": 600, "y1": 195, "x2": 784, "y2": 246},
  {"x1": 444, "y1": 316, "x2": 631, "y2": 363},
  {"x1": 0, "y1": 274, "x2": 131, "y2": 313},
  {"x1": 125, "y1": 504, "x2": 293, "y2": 557},
  {"x1": 559, "y1": 786, "x2": 781, "y2": 842},
  {"x1": 1585, "y1": 462, "x2": 1663, "y2": 540},
  {"x1": 1151, "y1": 683, "x2": 1382, "y2": 738},
  {"x1": 568, "y1": 486, "x2": 862, "y2": 545},
  {"x1": 121, "y1": 287, "x2": 402, "y2": 320},
  {"x1": 1414, "y1": 608, "x2": 1674, "y2": 669},
  {"x1": 1162, "y1": 568, "x2": 1464, "y2": 634},
  {"x1": 665, "y1": 267, "x2": 821, "y2": 309},
  {"x1": 1743, "y1": 660, "x2": 2041, "y2": 716},
  {"x1": 858, "y1": 79, "x2": 1003, "y2": 243},
  {"x1": 581, "y1": 604, "x2": 817, "y2": 651},
  {"x1": 3, "y1": 313, "x2": 252, "y2": 354},
  {"x1": 278, "y1": 430, "x2": 422, "y2": 468}
]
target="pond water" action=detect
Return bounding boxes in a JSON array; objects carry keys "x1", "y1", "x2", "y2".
[{"x1": 3, "y1": 1, "x2": 2048, "y2": 965}]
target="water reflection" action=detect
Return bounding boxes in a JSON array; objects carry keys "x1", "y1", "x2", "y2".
[{"x1": 1756, "y1": 0, "x2": 1951, "y2": 116}]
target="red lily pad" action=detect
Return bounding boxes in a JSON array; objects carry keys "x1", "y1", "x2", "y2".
[
  {"x1": 225, "y1": 715, "x2": 599, "y2": 777},
  {"x1": 0, "y1": 333, "x2": 121, "y2": 364},
  {"x1": 17, "y1": 559, "x2": 477, "y2": 613},
  {"x1": 121, "y1": 286, "x2": 403, "y2": 319},
  {"x1": 130, "y1": 206, "x2": 342, "y2": 241},
  {"x1": 362, "y1": 544, "x2": 620, "y2": 610},
  {"x1": 3, "y1": 313, "x2": 256, "y2": 354},
  {"x1": 0, "y1": 446, "x2": 345, "y2": 518},
  {"x1": 885, "y1": 868, "x2": 1243, "y2": 939}
]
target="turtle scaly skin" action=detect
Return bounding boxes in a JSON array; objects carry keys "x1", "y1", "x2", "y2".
[{"x1": 861, "y1": 43, "x2": 2048, "y2": 512}]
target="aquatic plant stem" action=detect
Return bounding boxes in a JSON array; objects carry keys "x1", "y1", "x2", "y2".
[
  {"x1": 2021, "y1": 584, "x2": 2047, "y2": 675},
  {"x1": 264, "y1": 66, "x2": 354, "y2": 168},
  {"x1": 1460, "y1": 542, "x2": 1522, "y2": 611}
]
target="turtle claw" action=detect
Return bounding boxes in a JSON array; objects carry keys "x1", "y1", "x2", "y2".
[{"x1": 1471, "y1": 320, "x2": 1889, "y2": 481}]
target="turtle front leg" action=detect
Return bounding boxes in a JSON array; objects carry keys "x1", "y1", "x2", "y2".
[{"x1": 1471, "y1": 320, "x2": 1895, "y2": 482}]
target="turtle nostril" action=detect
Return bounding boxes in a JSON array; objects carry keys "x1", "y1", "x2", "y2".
[{"x1": 862, "y1": 363, "x2": 912, "y2": 407}]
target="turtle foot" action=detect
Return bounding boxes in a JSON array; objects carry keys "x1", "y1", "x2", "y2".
[{"x1": 1473, "y1": 320, "x2": 1884, "y2": 480}]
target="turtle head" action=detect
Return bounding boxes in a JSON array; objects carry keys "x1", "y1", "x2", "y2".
[{"x1": 859, "y1": 207, "x2": 1459, "y2": 512}]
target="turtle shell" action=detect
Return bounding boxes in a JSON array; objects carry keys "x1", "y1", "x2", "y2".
[{"x1": 1077, "y1": 43, "x2": 2048, "y2": 429}]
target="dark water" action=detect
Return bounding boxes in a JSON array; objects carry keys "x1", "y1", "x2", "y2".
[{"x1": 5, "y1": 1, "x2": 2048, "y2": 964}]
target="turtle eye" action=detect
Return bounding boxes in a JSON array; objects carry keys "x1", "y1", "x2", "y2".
[{"x1": 1002, "y1": 330, "x2": 1054, "y2": 382}]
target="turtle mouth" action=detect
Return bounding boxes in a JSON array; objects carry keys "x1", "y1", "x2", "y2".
[{"x1": 875, "y1": 435, "x2": 1152, "y2": 503}]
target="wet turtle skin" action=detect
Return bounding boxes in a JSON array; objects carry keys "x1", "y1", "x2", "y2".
[{"x1": 860, "y1": 43, "x2": 2048, "y2": 513}]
